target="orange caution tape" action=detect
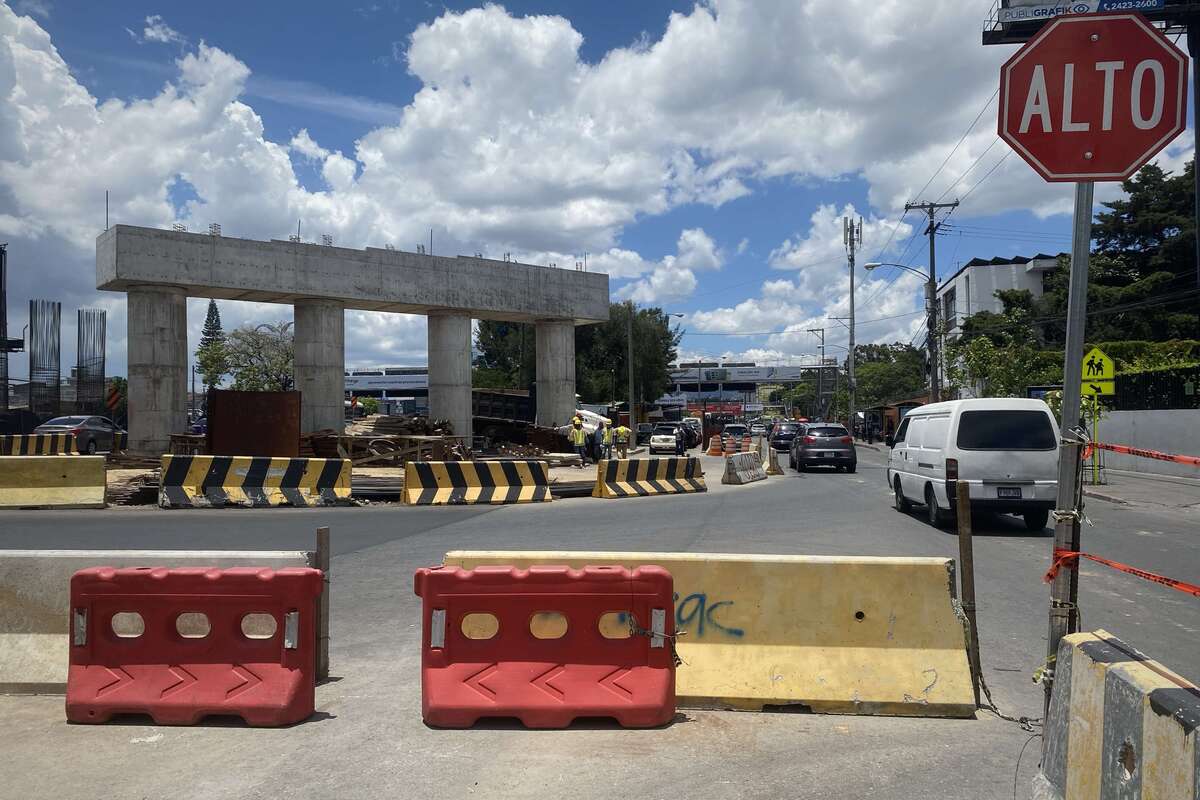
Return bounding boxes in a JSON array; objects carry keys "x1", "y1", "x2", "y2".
[
  {"x1": 1045, "y1": 548, "x2": 1200, "y2": 599},
  {"x1": 1088, "y1": 442, "x2": 1200, "y2": 468}
]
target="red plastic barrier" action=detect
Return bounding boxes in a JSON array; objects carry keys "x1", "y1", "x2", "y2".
[
  {"x1": 67, "y1": 566, "x2": 323, "y2": 726},
  {"x1": 414, "y1": 565, "x2": 675, "y2": 729}
]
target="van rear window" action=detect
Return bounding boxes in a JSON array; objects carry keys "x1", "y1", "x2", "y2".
[{"x1": 956, "y1": 411, "x2": 1056, "y2": 450}]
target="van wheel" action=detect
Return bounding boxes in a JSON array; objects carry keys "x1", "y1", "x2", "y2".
[
  {"x1": 925, "y1": 485, "x2": 949, "y2": 528},
  {"x1": 1023, "y1": 509, "x2": 1049, "y2": 532},
  {"x1": 894, "y1": 478, "x2": 911, "y2": 513}
]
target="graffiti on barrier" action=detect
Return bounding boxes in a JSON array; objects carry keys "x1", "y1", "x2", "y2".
[{"x1": 674, "y1": 591, "x2": 745, "y2": 638}]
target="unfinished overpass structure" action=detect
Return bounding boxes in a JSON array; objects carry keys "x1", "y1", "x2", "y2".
[{"x1": 97, "y1": 225, "x2": 609, "y2": 452}]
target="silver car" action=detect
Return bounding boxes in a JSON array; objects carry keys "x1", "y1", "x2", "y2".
[
  {"x1": 33, "y1": 415, "x2": 125, "y2": 454},
  {"x1": 790, "y1": 423, "x2": 857, "y2": 473}
]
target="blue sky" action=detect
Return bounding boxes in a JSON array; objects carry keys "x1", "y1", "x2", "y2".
[{"x1": 0, "y1": 0, "x2": 1193, "y2": 378}]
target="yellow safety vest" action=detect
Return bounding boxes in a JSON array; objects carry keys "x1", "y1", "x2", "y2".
[
  {"x1": 602, "y1": 427, "x2": 613, "y2": 444},
  {"x1": 614, "y1": 426, "x2": 630, "y2": 443},
  {"x1": 570, "y1": 427, "x2": 587, "y2": 446}
]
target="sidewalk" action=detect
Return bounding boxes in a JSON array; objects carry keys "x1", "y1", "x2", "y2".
[{"x1": 1083, "y1": 469, "x2": 1200, "y2": 509}]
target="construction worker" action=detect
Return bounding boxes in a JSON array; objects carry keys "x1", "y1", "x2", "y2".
[
  {"x1": 599, "y1": 420, "x2": 613, "y2": 460},
  {"x1": 570, "y1": 418, "x2": 588, "y2": 468},
  {"x1": 613, "y1": 422, "x2": 631, "y2": 459}
]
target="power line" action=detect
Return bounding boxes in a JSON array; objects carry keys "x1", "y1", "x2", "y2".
[
  {"x1": 934, "y1": 137, "x2": 1001, "y2": 204},
  {"x1": 914, "y1": 88, "x2": 1001, "y2": 204},
  {"x1": 959, "y1": 151, "x2": 1013, "y2": 205}
]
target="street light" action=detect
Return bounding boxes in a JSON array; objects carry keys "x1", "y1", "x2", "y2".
[{"x1": 864, "y1": 262, "x2": 941, "y2": 403}]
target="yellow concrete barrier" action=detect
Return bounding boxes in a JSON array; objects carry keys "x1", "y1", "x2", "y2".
[
  {"x1": 592, "y1": 457, "x2": 705, "y2": 498},
  {"x1": 403, "y1": 460, "x2": 551, "y2": 505},
  {"x1": 1036, "y1": 629, "x2": 1199, "y2": 800},
  {"x1": 0, "y1": 456, "x2": 105, "y2": 509},
  {"x1": 443, "y1": 550, "x2": 975, "y2": 717}
]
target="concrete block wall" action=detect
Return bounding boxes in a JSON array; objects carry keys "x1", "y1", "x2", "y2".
[{"x1": 1096, "y1": 410, "x2": 1200, "y2": 479}]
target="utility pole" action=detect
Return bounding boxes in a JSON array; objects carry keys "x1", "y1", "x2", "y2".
[
  {"x1": 1191, "y1": 24, "x2": 1200, "y2": 290},
  {"x1": 844, "y1": 216, "x2": 862, "y2": 435},
  {"x1": 807, "y1": 328, "x2": 825, "y2": 418},
  {"x1": 1044, "y1": 181, "x2": 1094, "y2": 716},
  {"x1": 626, "y1": 301, "x2": 635, "y2": 426},
  {"x1": 904, "y1": 200, "x2": 959, "y2": 402}
]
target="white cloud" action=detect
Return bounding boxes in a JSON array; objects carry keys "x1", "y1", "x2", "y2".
[
  {"x1": 0, "y1": 1, "x2": 1185, "y2": 373},
  {"x1": 289, "y1": 128, "x2": 329, "y2": 161},
  {"x1": 614, "y1": 227, "x2": 723, "y2": 304},
  {"x1": 128, "y1": 15, "x2": 186, "y2": 46},
  {"x1": 736, "y1": 237, "x2": 749, "y2": 255},
  {"x1": 13, "y1": 1, "x2": 49, "y2": 19}
]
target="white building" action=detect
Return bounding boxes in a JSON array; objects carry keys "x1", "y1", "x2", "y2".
[
  {"x1": 935, "y1": 253, "x2": 1064, "y2": 399},
  {"x1": 936, "y1": 253, "x2": 1063, "y2": 337}
]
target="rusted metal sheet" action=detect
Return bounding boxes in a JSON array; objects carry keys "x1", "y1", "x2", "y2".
[{"x1": 207, "y1": 390, "x2": 300, "y2": 457}]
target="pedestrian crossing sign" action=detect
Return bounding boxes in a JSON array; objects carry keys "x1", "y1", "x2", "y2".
[{"x1": 1082, "y1": 347, "x2": 1114, "y2": 382}]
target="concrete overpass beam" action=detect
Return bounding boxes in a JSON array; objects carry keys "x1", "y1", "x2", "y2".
[
  {"x1": 535, "y1": 319, "x2": 576, "y2": 428},
  {"x1": 427, "y1": 313, "x2": 473, "y2": 440},
  {"x1": 127, "y1": 285, "x2": 188, "y2": 454},
  {"x1": 294, "y1": 299, "x2": 345, "y2": 433}
]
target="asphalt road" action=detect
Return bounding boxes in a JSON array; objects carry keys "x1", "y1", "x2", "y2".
[{"x1": 3, "y1": 446, "x2": 1197, "y2": 799}]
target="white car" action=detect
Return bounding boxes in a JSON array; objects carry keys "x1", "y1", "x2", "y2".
[
  {"x1": 886, "y1": 398, "x2": 1059, "y2": 531},
  {"x1": 649, "y1": 425, "x2": 682, "y2": 455}
]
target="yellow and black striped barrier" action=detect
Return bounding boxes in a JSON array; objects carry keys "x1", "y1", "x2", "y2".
[
  {"x1": 159, "y1": 455, "x2": 352, "y2": 509},
  {"x1": 592, "y1": 457, "x2": 706, "y2": 499},
  {"x1": 0, "y1": 434, "x2": 78, "y2": 456},
  {"x1": 403, "y1": 460, "x2": 552, "y2": 505}
]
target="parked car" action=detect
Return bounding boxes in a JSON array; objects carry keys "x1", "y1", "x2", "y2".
[
  {"x1": 190, "y1": 417, "x2": 207, "y2": 435},
  {"x1": 33, "y1": 415, "x2": 125, "y2": 454},
  {"x1": 768, "y1": 421, "x2": 800, "y2": 451},
  {"x1": 790, "y1": 423, "x2": 856, "y2": 473},
  {"x1": 649, "y1": 424, "x2": 684, "y2": 455},
  {"x1": 721, "y1": 423, "x2": 749, "y2": 440},
  {"x1": 636, "y1": 423, "x2": 655, "y2": 444},
  {"x1": 886, "y1": 398, "x2": 1058, "y2": 531}
]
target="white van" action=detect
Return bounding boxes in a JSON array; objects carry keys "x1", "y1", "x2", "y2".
[{"x1": 886, "y1": 398, "x2": 1059, "y2": 531}]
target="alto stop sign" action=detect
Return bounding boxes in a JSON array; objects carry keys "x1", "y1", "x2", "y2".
[{"x1": 999, "y1": 14, "x2": 1188, "y2": 182}]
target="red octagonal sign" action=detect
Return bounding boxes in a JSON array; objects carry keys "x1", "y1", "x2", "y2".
[{"x1": 999, "y1": 13, "x2": 1188, "y2": 183}]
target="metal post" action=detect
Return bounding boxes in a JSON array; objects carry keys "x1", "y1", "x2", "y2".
[
  {"x1": 626, "y1": 301, "x2": 635, "y2": 425},
  {"x1": 1045, "y1": 180, "x2": 1093, "y2": 717},
  {"x1": 956, "y1": 481, "x2": 982, "y2": 708},
  {"x1": 845, "y1": 216, "x2": 861, "y2": 438},
  {"x1": 315, "y1": 526, "x2": 331, "y2": 682},
  {"x1": 1190, "y1": 24, "x2": 1200, "y2": 290}
]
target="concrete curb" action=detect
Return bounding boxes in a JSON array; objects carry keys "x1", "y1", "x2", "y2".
[{"x1": 1083, "y1": 488, "x2": 1131, "y2": 506}]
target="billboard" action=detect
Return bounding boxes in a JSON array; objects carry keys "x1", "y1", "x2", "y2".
[
  {"x1": 344, "y1": 373, "x2": 429, "y2": 391},
  {"x1": 669, "y1": 365, "x2": 811, "y2": 383},
  {"x1": 998, "y1": 1, "x2": 1164, "y2": 24}
]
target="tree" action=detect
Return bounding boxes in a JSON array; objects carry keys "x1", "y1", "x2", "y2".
[
  {"x1": 226, "y1": 322, "x2": 295, "y2": 391},
  {"x1": 1015, "y1": 161, "x2": 1200, "y2": 346},
  {"x1": 473, "y1": 303, "x2": 682, "y2": 406},
  {"x1": 196, "y1": 300, "x2": 229, "y2": 391},
  {"x1": 850, "y1": 343, "x2": 926, "y2": 407},
  {"x1": 472, "y1": 321, "x2": 535, "y2": 389}
]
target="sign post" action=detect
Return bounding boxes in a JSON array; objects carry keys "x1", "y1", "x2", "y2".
[{"x1": 997, "y1": 13, "x2": 1188, "y2": 718}]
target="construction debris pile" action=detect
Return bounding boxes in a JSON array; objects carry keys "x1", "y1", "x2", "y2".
[{"x1": 303, "y1": 415, "x2": 460, "y2": 465}]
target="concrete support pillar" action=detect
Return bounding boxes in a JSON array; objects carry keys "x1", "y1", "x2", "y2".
[
  {"x1": 127, "y1": 285, "x2": 187, "y2": 454},
  {"x1": 294, "y1": 299, "x2": 345, "y2": 434},
  {"x1": 427, "y1": 313, "x2": 473, "y2": 440},
  {"x1": 535, "y1": 319, "x2": 576, "y2": 428}
]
